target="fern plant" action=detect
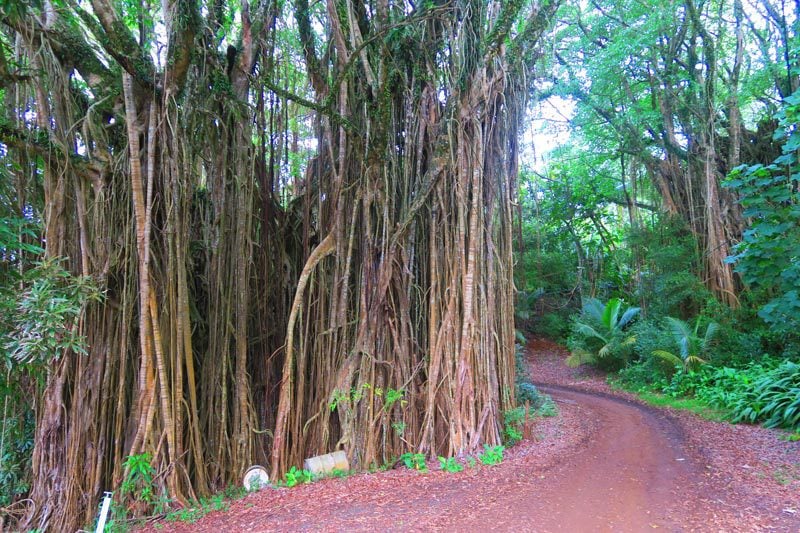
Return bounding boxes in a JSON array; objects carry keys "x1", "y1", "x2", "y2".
[
  {"x1": 651, "y1": 317, "x2": 718, "y2": 372},
  {"x1": 567, "y1": 297, "x2": 640, "y2": 369}
]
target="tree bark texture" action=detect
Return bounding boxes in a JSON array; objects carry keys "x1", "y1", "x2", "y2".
[{"x1": 1, "y1": 0, "x2": 557, "y2": 530}]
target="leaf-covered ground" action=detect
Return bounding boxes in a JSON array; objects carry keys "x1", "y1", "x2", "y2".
[{"x1": 140, "y1": 339, "x2": 800, "y2": 532}]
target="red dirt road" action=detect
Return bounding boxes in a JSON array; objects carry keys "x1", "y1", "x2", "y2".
[
  {"x1": 459, "y1": 384, "x2": 698, "y2": 532},
  {"x1": 142, "y1": 341, "x2": 800, "y2": 532}
]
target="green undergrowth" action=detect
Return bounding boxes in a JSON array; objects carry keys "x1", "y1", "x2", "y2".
[
  {"x1": 478, "y1": 444, "x2": 505, "y2": 466},
  {"x1": 114, "y1": 440, "x2": 516, "y2": 530},
  {"x1": 437, "y1": 456, "x2": 464, "y2": 473},
  {"x1": 609, "y1": 378, "x2": 727, "y2": 422},
  {"x1": 501, "y1": 332, "x2": 560, "y2": 447},
  {"x1": 161, "y1": 487, "x2": 247, "y2": 526},
  {"x1": 611, "y1": 356, "x2": 800, "y2": 432},
  {"x1": 399, "y1": 452, "x2": 428, "y2": 472},
  {"x1": 102, "y1": 484, "x2": 249, "y2": 532}
]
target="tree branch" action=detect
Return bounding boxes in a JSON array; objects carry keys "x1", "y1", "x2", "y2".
[
  {"x1": 83, "y1": 0, "x2": 156, "y2": 89},
  {"x1": 508, "y1": 0, "x2": 562, "y2": 65},
  {"x1": 163, "y1": 0, "x2": 199, "y2": 94},
  {"x1": 0, "y1": 120, "x2": 101, "y2": 181},
  {"x1": 263, "y1": 78, "x2": 355, "y2": 130}
]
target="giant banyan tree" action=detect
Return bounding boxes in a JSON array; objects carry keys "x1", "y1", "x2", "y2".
[{"x1": 0, "y1": 0, "x2": 558, "y2": 530}]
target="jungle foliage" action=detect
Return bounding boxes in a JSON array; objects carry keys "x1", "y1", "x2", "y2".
[
  {"x1": 519, "y1": 0, "x2": 799, "y2": 435},
  {"x1": 1, "y1": 0, "x2": 799, "y2": 529}
]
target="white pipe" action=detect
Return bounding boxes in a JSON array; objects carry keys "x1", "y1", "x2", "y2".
[{"x1": 95, "y1": 491, "x2": 112, "y2": 533}]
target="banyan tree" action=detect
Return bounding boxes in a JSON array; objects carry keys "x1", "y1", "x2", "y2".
[{"x1": 0, "y1": 0, "x2": 558, "y2": 530}]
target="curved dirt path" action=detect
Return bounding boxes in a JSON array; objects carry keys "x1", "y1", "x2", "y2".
[
  {"x1": 458, "y1": 383, "x2": 698, "y2": 531},
  {"x1": 142, "y1": 342, "x2": 799, "y2": 532},
  {"x1": 145, "y1": 384, "x2": 705, "y2": 532}
]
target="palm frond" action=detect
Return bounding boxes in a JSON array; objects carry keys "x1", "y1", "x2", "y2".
[
  {"x1": 652, "y1": 349, "x2": 683, "y2": 368},
  {"x1": 573, "y1": 322, "x2": 608, "y2": 343},
  {"x1": 619, "y1": 334, "x2": 636, "y2": 347},
  {"x1": 598, "y1": 342, "x2": 614, "y2": 358},
  {"x1": 702, "y1": 322, "x2": 720, "y2": 352},
  {"x1": 684, "y1": 354, "x2": 707, "y2": 371},
  {"x1": 665, "y1": 316, "x2": 693, "y2": 358},
  {"x1": 602, "y1": 298, "x2": 622, "y2": 329},
  {"x1": 567, "y1": 348, "x2": 595, "y2": 368},
  {"x1": 665, "y1": 316, "x2": 692, "y2": 343},
  {"x1": 617, "y1": 307, "x2": 641, "y2": 329},
  {"x1": 582, "y1": 297, "x2": 605, "y2": 322},
  {"x1": 679, "y1": 336, "x2": 690, "y2": 359}
]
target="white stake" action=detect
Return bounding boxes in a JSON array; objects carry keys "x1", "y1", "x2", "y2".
[{"x1": 95, "y1": 491, "x2": 113, "y2": 533}]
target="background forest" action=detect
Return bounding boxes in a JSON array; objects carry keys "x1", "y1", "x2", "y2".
[
  {"x1": 517, "y1": 0, "x2": 800, "y2": 452},
  {"x1": 0, "y1": 0, "x2": 798, "y2": 531}
]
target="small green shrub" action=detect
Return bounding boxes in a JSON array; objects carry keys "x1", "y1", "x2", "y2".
[
  {"x1": 161, "y1": 486, "x2": 247, "y2": 525},
  {"x1": 166, "y1": 507, "x2": 205, "y2": 524},
  {"x1": 535, "y1": 311, "x2": 572, "y2": 342},
  {"x1": 503, "y1": 424, "x2": 523, "y2": 446},
  {"x1": 535, "y1": 396, "x2": 559, "y2": 418},
  {"x1": 502, "y1": 393, "x2": 558, "y2": 447},
  {"x1": 114, "y1": 452, "x2": 170, "y2": 525},
  {"x1": 615, "y1": 362, "x2": 667, "y2": 391},
  {"x1": 514, "y1": 340, "x2": 529, "y2": 379},
  {"x1": 632, "y1": 318, "x2": 683, "y2": 379},
  {"x1": 4, "y1": 258, "x2": 103, "y2": 365},
  {"x1": 368, "y1": 458, "x2": 395, "y2": 472},
  {"x1": 222, "y1": 484, "x2": 248, "y2": 500},
  {"x1": 516, "y1": 382, "x2": 542, "y2": 405},
  {"x1": 477, "y1": 444, "x2": 504, "y2": 466},
  {"x1": 779, "y1": 432, "x2": 800, "y2": 442},
  {"x1": 515, "y1": 289, "x2": 544, "y2": 321},
  {"x1": 437, "y1": 456, "x2": 464, "y2": 473},
  {"x1": 399, "y1": 452, "x2": 428, "y2": 472},
  {"x1": 283, "y1": 466, "x2": 313, "y2": 487},
  {"x1": 385, "y1": 388, "x2": 406, "y2": 410},
  {"x1": 503, "y1": 407, "x2": 525, "y2": 446},
  {"x1": 660, "y1": 369, "x2": 706, "y2": 398},
  {"x1": 120, "y1": 453, "x2": 157, "y2": 507}
]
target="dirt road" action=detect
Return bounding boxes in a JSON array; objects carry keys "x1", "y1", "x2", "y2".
[
  {"x1": 142, "y1": 343, "x2": 799, "y2": 532},
  {"x1": 457, "y1": 384, "x2": 698, "y2": 531}
]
